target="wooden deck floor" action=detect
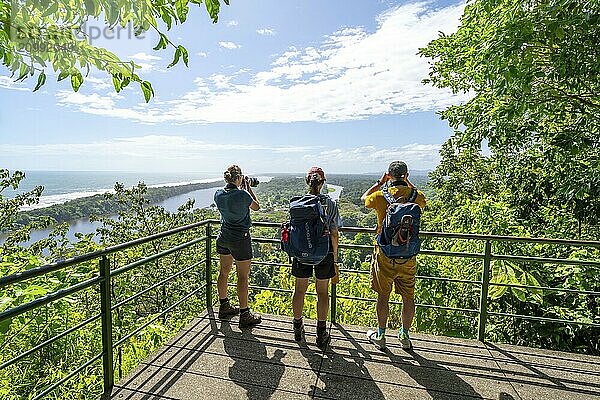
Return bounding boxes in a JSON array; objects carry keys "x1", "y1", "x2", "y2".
[{"x1": 109, "y1": 310, "x2": 600, "y2": 400}]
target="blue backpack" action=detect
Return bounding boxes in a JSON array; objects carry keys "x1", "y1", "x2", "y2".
[
  {"x1": 376, "y1": 185, "x2": 421, "y2": 260},
  {"x1": 281, "y1": 194, "x2": 330, "y2": 265}
]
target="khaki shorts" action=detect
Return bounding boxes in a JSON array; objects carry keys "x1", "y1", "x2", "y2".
[{"x1": 371, "y1": 246, "x2": 416, "y2": 299}]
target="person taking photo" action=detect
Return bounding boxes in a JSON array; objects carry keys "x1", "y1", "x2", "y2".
[
  {"x1": 214, "y1": 165, "x2": 262, "y2": 329},
  {"x1": 361, "y1": 161, "x2": 426, "y2": 350}
]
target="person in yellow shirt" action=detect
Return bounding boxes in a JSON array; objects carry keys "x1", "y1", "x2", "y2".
[{"x1": 360, "y1": 161, "x2": 426, "y2": 350}]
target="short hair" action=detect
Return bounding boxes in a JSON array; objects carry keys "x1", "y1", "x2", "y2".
[{"x1": 388, "y1": 161, "x2": 408, "y2": 180}]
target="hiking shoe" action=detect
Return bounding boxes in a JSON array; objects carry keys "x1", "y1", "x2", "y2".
[
  {"x1": 367, "y1": 330, "x2": 386, "y2": 351},
  {"x1": 399, "y1": 330, "x2": 412, "y2": 350},
  {"x1": 316, "y1": 330, "x2": 330, "y2": 349},
  {"x1": 218, "y1": 302, "x2": 239, "y2": 319},
  {"x1": 294, "y1": 323, "x2": 306, "y2": 342},
  {"x1": 239, "y1": 310, "x2": 262, "y2": 329}
]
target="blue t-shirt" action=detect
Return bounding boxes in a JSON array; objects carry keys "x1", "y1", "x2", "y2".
[{"x1": 214, "y1": 185, "x2": 253, "y2": 241}]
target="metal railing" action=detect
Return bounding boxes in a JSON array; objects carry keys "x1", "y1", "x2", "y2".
[{"x1": 0, "y1": 219, "x2": 599, "y2": 399}]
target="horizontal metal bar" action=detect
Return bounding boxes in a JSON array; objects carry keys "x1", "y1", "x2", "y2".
[
  {"x1": 31, "y1": 352, "x2": 103, "y2": 400},
  {"x1": 0, "y1": 313, "x2": 102, "y2": 371},
  {"x1": 487, "y1": 311, "x2": 600, "y2": 327},
  {"x1": 230, "y1": 283, "x2": 479, "y2": 315},
  {"x1": 223, "y1": 282, "x2": 318, "y2": 297},
  {"x1": 415, "y1": 276, "x2": 482, "y2": 285},
  {"x1": 488, "y1": 282, "x2": 600, "y2": 296},
  {"x1": 335, "y1": 294, "x2": 480, "y2": 314},
  {"x1": 0, "y1": 276, "x2": 102, "y2": 323},
  {"x1": 420, "y1": 249, "x2": 485, "y2": 259},
  {"x1": 491, "y1": 254, "x2": 600, "y2": 267},
  {"x1": 112, "y1": 260, "x2": 205, "y2": 311},
  {"x1": 113, "y1": 283, "x2": 206, "y2": 349},
  {"x1": 111, "y1": 237, "x2": 206, "y2": 278},
  {"x1": 0, "y1": 221, "x2": 209, "y2": 288},
  {"x1": 243, "y1": 219, "x2": 600, "y2": 247},
  {"x1": 231, "y1": 259, "x2": 481, "y2": 285},
  {"x1": 251, "y1": 237, "x2": 484, "y2": 258}
]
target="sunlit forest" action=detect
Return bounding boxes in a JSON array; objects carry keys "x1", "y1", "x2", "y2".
[{"x1": 1, "y1": 0, "x2": 599, "y2": 398}]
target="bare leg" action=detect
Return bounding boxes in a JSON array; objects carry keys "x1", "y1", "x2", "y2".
[
  {"x1": 235, "y1": 259, "x2": 252, "y2": 309},
  {"x1": 217, "y1": 254, "x2": 234, "y2": 301},
  {"x1": 376, "y1": 292, "x2": 390, "y2": 329},
  {"x1": 315, "y1": 279, "x2": 330, "y2": 322},
  {"x1": 401, "y1": 296, "x2": 415, "y2": 331},
  {"x1": 293, "y1": 278, "x2": 309, "y2": 320}
]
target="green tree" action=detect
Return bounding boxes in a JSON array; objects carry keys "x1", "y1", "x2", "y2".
[
  {"x1": 0, "y1": 0, "x2": 228, "y2": 101},
  {"x1": 420, "y1": 0, "x2": 600, "y2": 238}
]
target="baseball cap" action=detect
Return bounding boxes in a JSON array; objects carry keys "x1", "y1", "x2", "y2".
[
  {"x1": 388, "y1": 161, "x2": 408, "y2": 178},
  {"x1": 307, "y1": 166, "x2": 326, "y2": 181}
]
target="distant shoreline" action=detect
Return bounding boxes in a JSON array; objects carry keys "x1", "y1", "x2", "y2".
[{"x1": 17, "y1": 180, "x2": 224, "y2": 226}]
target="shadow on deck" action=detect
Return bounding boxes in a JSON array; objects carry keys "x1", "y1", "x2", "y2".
[{"x1": 109, "y1": 310, "x2": 600, "y2": 400}]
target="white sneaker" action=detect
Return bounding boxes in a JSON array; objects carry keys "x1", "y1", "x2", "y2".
[{"x1": 367, "y1": 330, "x2": 386, "y2": 351}]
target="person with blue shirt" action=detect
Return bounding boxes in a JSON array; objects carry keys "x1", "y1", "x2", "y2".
[
  {"x1": 291, "y1": 167, "x2": 341, "y2": 349},
  {"x1": 214, "y1": 165, "x2": 262, "y2": 329}
]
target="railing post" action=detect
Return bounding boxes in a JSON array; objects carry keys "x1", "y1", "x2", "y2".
[
  {"x1": 330, "y1": 283, "x2": 337, "y2": 324},
  {"x1": 478, "y1": 240, "x2": 492, "y2": 342},
  {"x1": 205, "y1": 222, "x2": 213, "y2": 309},
  {"x1": 99, "y1": 255, "x2": 114, "y2": 395}
]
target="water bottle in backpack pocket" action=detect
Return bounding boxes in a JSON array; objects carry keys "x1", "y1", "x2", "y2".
[
  {"x1": 281, "y1": 194, "x2": 330, "y2": 265},
  {"x1": 376, "y1": 186, "x2": 421, "y2": 260}
]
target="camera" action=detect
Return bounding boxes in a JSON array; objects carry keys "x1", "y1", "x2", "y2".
[{"x1": 247, "y1": 177, "x2": 260, "y2": 187}]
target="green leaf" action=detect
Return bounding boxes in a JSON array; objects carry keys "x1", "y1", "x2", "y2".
[
  {"x1": 205, "y1": 0, "x2": 220, "y2": 23},
  {"x1": 22, "y1": 285, "x2": 48, "y2": 297},
  {"x1": 42, "y1": 2, "x2": 59, "y2": 17},
  {"x1": 84, "y1": 0, "x2": 95, "y2": 15},
  {"x1": 71, "y1": 72, "x2": 83, "y2": 92},
  {"x1": 57, "y1": 71, "x2": 69, "y2": 81},
  {"x1": 179, "y1": 45, "x2": 189, "y2": 67},
  {"x1": 167, "y1": 47, "x2": 182, "y2": 68},
  {"x1": 153, "y1": 34, "x2": 168, "y2": 51},
  {"x1": 112, "y1": 75, "x2": 121, "y2": 93},
  {"x1": 33, "y1": 71, "x2": 46, "y2": 92},
  {"x1": 175, "y1": 0, "x2": 190, "y2": 22},
  {"x1": 141, "y1": 81, "x2": 154, "y2": 102},
  {"x1": 0, "y1": 297, "x2": 13, "y2": 313},
  {"x1": 0, "y1": 318, "x2": 12, "y2": 335},
  {"x1": 488, "y1": 274, "x2": 508, "y2": 300}
]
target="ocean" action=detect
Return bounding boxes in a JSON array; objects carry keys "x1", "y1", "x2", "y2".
[
  {"x1": 10, "y1": 170, "x2": 224, "y2": 210},
  {"x1": 2, "y1": 170, "x2": 276, "y2": 244}
]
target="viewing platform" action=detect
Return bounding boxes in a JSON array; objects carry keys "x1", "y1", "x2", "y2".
[
  {"x1": 110, "y1": 310, "x2": 599, "y2": 400},
  {"x1": 1, "y1": 220, "x2": 598, "y2": 400}
]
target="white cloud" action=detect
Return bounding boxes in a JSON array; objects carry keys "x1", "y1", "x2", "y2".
[
  {"x1": 53, "y1": 2, "x2": 467, "y2": 124},
  {"x1": 129, "y1": 52, "x2": 162, "y2": 61},
  {"x1": 2, "y1": 135, "x2": 315, "y2": 160},
  {"x1": 197, "y1": 51, "x2": 208, "y2": 58},
  {"x1": 227, "y1": 20, "x2": 239, "y2": 26},
  {"x1": 85, "y1": 76, "x2": 112, "y2": 90},
  {"x1": 0, "y1": 76, "x2": 29, "y2": 91},
  {"x1": 218, "y1": 41, "x2": 241, "y2": 49},
  {"x1": 303, "y1": 144, "x2": 442, "y2": 171},
  {"x1": 256, "y1": 28, "x2": 276, "y2": 36}
]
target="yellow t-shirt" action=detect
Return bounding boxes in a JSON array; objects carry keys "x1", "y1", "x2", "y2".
[{"x1": 364, "y1": 184, "x2": 426, "y2": 233}]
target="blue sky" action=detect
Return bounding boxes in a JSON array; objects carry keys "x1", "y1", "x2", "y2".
[{"x1": 0, "y1": 0, "x2": 466, "y2": 174}]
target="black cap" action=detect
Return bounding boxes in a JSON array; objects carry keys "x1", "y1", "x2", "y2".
[{"x1": 388, "y1": 161, "x2": 408, "y2": 179}]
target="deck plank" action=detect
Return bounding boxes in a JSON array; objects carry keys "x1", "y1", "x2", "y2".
[{"x1": 109, "y1": 310, "x2": 600, "y2": 400}]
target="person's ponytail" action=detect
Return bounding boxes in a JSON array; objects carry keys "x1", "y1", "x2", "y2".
[{"x1": 224, "y1": 165, "x2": 242, "y2": 184}]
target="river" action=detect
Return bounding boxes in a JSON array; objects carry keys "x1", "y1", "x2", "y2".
[{"x1": 4, "y1": 177, "x2": 344, "y2": 245}]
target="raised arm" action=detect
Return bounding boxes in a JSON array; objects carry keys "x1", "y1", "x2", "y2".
[
  {"x1": 243, "y1": 177, "x2": 260, "y2": 211},
  {"x1": 361, "y1": 172, "x2": 390, "y2": 203}
]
